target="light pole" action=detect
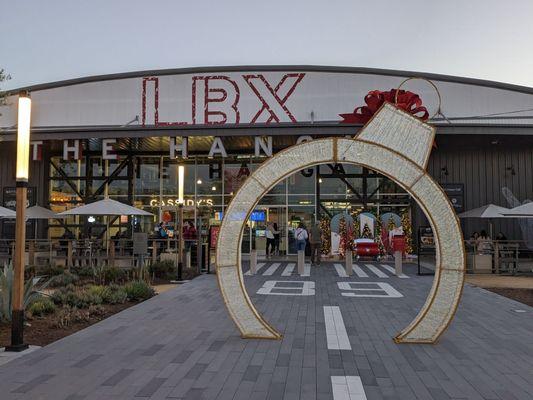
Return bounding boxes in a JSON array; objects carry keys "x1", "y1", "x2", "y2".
[
  {"x1": 177, "y1": 165, "x2": 185, "y2": 281},
  {"x1": 6, "y1": 92, "x2": 31, "y2": 352}
]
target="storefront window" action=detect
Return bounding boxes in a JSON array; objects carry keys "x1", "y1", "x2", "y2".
[
  {"x1": 196, "y1": 161, "x2": 223, "y2": 196},
  {"x1": 135, "y1": 158, "x2": 160, "y2": 196},
  {"x1": 224, "y1": 160, "x2": 252, "y2": 195}
]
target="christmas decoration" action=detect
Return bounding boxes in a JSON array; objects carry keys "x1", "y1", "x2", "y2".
[
  {"x1": 338, "y1": 217, "x2": 347, "y2": 257},
  {"x1": 351, "y1": 210, "x2": 361, "y2": 239},
  {"x1": 387, "y1": 216, "x2": 396, "y2": 232},
  {"x1": 401, "y1": 210, "x2": 413, "y2": 254},
  {"x1": 340, "y1": 89, "x2": 429, "y2": 124},
  {"x1": 361, "y1": 222, "x2": 373, "y2": 239},
  {"x1": 375, "y1": 215, "x2": 386, "y2": 256},
  {"x1": 320, "y1": 217, "x2": 331, "y2": 255},
  {"x1": 338, "y1": 216, "x2": 357, "y2": 257}
]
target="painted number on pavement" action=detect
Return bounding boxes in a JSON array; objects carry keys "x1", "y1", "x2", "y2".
[
  {"x1": 337, "y1": 282, "x2": 403, "y2": 298},
  {"x1": 257, "y1": 280, "x2": 315, "y2": 296}
]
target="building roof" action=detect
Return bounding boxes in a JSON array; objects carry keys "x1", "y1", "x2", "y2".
[{"x1": 1, "y1": 65, "x2": 533, "y2": 137}]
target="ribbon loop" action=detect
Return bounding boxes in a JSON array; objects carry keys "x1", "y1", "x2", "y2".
[{"x1": 340, "y1": 89, "x2": 429, "y2": 124}]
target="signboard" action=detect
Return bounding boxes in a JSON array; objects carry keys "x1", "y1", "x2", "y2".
[
  {"x1": 133, "y1": 233, "x2": 148, "y2": 255},
  {"x1": 3, "y1": 187, "x2": 36, "y2": 209},
  {"x1": 441, "y1": 183, "x2": 464, "y2": 213},
  {"x1": 3, "y1": 69, "x2": 533, "y2": 129},
  {"x1": 250, "y1": 210, "x2": 266, "y2": 222},
  {"x1": 418, "y1": 226, "x2": 435, "y2": 251},
  {"x1": 209, "y1": 226, "x2": 220, "y2": 249},
  {"x1": 1, "y1": 187, "x2": 37, "y2": 239}
]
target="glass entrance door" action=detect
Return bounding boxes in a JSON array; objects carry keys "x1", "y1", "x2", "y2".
[
  {"x1": 241, "y1": 206, "x2": 288, "y2": 256},
  {"x1": 287, "y1": 206, "x2": 315, "y2": 255}
]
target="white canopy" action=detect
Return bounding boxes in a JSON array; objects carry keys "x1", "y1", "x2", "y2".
[
  {"x1": 26, "y1": 205, "x2": 61, "y2": 220},
  {"x1": 457, "y1": 204, "x2": 511, "y2": 219},
  {"x1": 502, "y1": 202, "x2": 533, "y2": 217},
  {"x1": 58, "y1": 198, "x2": 153, "y2": 216},
  {"x1": 0, "y1": 206, "x2": 16, "y2": 218}
]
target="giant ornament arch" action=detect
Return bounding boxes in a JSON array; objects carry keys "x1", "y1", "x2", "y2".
[{"x1": 216, "y1": 103, "x2": 465, "y2": 343}]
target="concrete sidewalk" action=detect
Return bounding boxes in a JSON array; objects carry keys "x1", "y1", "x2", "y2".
[{"x1": 0, "y1": 262, "x2": 532, "y2": 400}]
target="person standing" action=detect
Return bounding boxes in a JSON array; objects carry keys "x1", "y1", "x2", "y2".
[
  {"x1": 265, "y1": 222, "x2": 276, "y2": 258},
  {"x1": 183, "y1": 220, "x2": 197, "y2": 251},
  {"x1": 295, "y1": 222, "x2": 308, "y2": 254},
  {"x1": 309, "y1": 222, "x2": 322, "y2": 266},
  {"x1": 273, "y1": 222, "x2": 281, "y2": 256}
]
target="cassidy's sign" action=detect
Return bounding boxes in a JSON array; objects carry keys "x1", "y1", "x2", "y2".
[
  {"x1": 149, "y1": 198, "x2": 214, "y2": 207},
  {"x1": 29, "y1": 135, "x2": 316, "y2": 161}
]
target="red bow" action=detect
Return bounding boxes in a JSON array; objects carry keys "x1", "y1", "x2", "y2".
[{"x1": 340, "y1": 89, "x2": 429, "y2": 124}]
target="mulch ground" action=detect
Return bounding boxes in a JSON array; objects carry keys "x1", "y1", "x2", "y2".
[
  {"x1": 485, "y1": 287, "x2": 533, "y2": 308},
  {"x1": 0, "y1": 302, "x2": 135, "y2": 348}
]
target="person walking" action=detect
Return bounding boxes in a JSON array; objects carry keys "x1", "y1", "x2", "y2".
[
  {"x1": 309, "y1": 221, "x2": 322, "y2": 266},
  {"x1": 265, "y1": 222, "x2": 276, "y2": 258},
  {"x1": 295, "y1": 222, "x2": 308, "y2": 254}
]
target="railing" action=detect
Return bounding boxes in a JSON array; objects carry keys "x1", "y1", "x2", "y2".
[
  {"x1": 0, "y1": 237, "x2": 211, "y2": 273},
  {"x1": 464, "y1": 239, "x2": 533, "y2": 275}
]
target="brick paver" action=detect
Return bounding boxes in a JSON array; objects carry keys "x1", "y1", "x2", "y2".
[{"x1": 0, "y1": 262, "x2": 532, "y2": 399}]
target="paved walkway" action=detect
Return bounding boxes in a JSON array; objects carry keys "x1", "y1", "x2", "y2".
[{"x1": 0, "y1": 262, "x2": 532, "y2": 400}]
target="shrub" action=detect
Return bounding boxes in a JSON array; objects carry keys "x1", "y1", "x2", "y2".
[
  {"x1": 27, "y1": 298, "x2": 56, "y2": 317},
  {"x1": 50, "y1": 271, "x2": 79, "y2": 288},
  {"x1": 37, "y1": 264, "x2": 65, "y2": 277},
  {"x1": 54, "y1": 305, "x2": 108, "y2": 329},
  {"x1": 105, "y1": 284, "x2": 128, "y2": 304},
  {"x1": 149, "y1": 260, "x2": 176, "y2": 279},
  {"x1": 51, "y1": 286, "x2": 103, "y2": 308},
  {"x1": 87, "y1": 284, "x2": 127, "y2": 304},
  {"x1": 1, "y1": 262, "x2": 53, "y2": 322},
  {"x1": 72, "y1": 266, "x2": 95, "y2": 279},
  {"x1": 54, "y1": 306, "x2": 90, "y2": 329},
  {"x1": 102, "y1": 266, "x2": 126, "y2": 284},
  {"x1": 124, "y1": 281, "x2": 155, "y2": 301},
  {"x1": 182, "y1": 268, "x2": 201, "y2": 281}
]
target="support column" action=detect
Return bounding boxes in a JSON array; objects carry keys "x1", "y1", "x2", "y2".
[
  {"x1": 250, "y1": 249, "x2": 257, "y2": 275},
  {"x1": 297, "y1": 250, "x2": 305, "y2": 275},
  {"x1": 345, "y1": 249, "x2": 353, "y2": 276},
  {"x1": 7, "y1": 183, "x2": 29, "y2": 352},
  {"x1": 394, "y1": 250, "x2": 403, "y2": 276}
]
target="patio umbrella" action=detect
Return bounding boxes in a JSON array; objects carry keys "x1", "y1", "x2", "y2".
[
  {"x1": 58, "y1": 199, "x2": 153, "y2": 257},
  {"x1": 458, "y1": 204, "x2": 512, "y2": 238},
  {"x1": 58, "y1": 198, "x2": 153, "y2": 217},
  {"x1": 26, "y1": 205, "x2": 64, "y2": 239},
  {"x1": 457, "y1": 204, "x2": 511, "y2": 219},
  {"x1": 0, "y1": 206, "x2": 15, "y2": 218},
  {"x1": 26, "y1": 205, "x2": 61, "y2": 220},
  {"x1": 501, "y1": 202, "x2": 533, "y2": 217}
]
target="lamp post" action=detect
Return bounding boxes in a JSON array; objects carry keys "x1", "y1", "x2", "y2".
[
  {"x1": 177, "y1": 165, "x2": 185, "y2": 281},
  {"x1": 6, "y1": 92, "x2": 31, "y2": 352}
]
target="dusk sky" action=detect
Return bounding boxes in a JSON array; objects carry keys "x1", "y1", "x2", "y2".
[{"x1": 1, "y1": 0, "x2": 533, "y2": 90}]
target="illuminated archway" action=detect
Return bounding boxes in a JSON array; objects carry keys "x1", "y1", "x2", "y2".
[{"x1": 216, "y1": 103, "x2": 465, "y2": 343}]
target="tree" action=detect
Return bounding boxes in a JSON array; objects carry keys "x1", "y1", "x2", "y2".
[
  {"x1": 320, "y1": 217, "x2": 331, "y2": 255},
  {"x1": 0, "y1": 68, "x2": 11, "y2": 115},
  {"x1": 338, "y1": 217, "x2": 348, "y2": 257},
  {"x1": 401, "y1": 210, "x2": 413, "y2": 254},
  {"x1": 338, "y1": 216, "x2": 356, "y2": 257},
  {"x1": 361, "y1": 222, "x2": 373, "y2": 239},
  {"x1": 376, "y1": 215, "x2": 385, "y2": 256}
]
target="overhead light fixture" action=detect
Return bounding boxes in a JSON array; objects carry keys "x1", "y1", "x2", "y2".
[
  {"x1": 318, "y1": 178, "x2": 323, "y2": 183},
  {"x1": 88, "y1": 216, "x2": 96, "y2": 223},
  {"x1": 16, "y1": 94, "x2": 31, "y2": 181},
  {"x1": 211, "y1": 186, "x2": 216, "y2": 191},
  {"x1": 196, "y1": 179, "x2": 203, "y2": 185},
  {"x1": 178, "y1": 165, "x2": 185, "y2": 204}
]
